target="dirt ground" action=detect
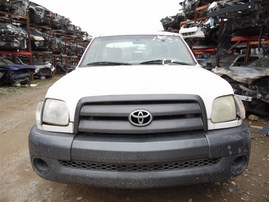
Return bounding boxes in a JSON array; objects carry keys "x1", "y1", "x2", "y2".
[{"x1": 0, "y1": 76, "x2": 268, "y2": 202}]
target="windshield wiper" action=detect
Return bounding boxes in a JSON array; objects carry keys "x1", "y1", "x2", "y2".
[
  {"x1": 139, "y1": 59, "x2": 193, "y2": 65},
  {"x1": 139, "y1": 60, "x2": 164, "y2": 65},
  {"x1": 86, "y1": 61, "x2": 132, "y2": 66},
  {"x1": 169, "y1": 60, "x2": 193, "y2": 65}
]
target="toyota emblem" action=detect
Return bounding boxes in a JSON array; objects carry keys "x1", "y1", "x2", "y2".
[{"x1": 129, "y1": 110, "x2": 153, "y2": 127}]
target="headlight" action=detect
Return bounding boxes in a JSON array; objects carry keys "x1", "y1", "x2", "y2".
[
  {"x1": 34, "y1": 68, "x2": 39, "y2": 73},
  {"x1": 211, "y1": 95, "x2": 236, "y2": 123},
  {"x1": 42, "y1": 99, "x2": 69, "y2": 126}
]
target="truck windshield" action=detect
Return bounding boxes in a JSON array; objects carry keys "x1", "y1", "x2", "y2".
[{"x1": 79, "y1": 35, "x2": 196, "y2": 67}]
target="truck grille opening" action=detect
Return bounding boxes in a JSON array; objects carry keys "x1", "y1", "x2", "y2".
[
  {"x1": 74, "y1": 95, "x2": 208, "y2": 135},
  {"x1": 59, "y1": 158, "x2": 220, "y2": 172}
]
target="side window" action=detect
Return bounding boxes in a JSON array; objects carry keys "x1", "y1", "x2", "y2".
[
  {"x1": 232, "y1": 56, "x2": 258, "y2": 67},
  {"x1": 248, "y1": 56, "x2": 259, "y2": 63},
  {"x1": 233, "y1": 57, "x2": 245, "y2": 66}
]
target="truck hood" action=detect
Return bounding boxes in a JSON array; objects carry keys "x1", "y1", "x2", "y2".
[{"x1": 46, "y1": 65, "x2": 234, "y2": 121}]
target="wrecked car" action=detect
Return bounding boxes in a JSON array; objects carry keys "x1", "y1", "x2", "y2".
[
  {"x1": 0, "y1": 57, "x2": 35, "y2": 86},
  {"x1": 201, "y1": 54, "x2": 262, "y2": 70},
  {"x1": 27, "y1": 28, "x2": 49, "y2": 51},
  {"x1": 212, "y1": 57, "x2": 269, "y2": 116},
  {"x1": 33, "y1": 61, "x2": 55, "y2": 79},
  {"x1": 0, "y1": 22, "x2": 28, "y2": 50},
  {"x1": 179, "y1": 22, "x2": 205, "y2": 39},
  {"x1": 29, "y1": 32, "x2": 250, "y2": 188},
  {"x1": 0, "y1": 0, "x2": 29, "y2": 16},
  {"x1": 180, "y1": 0, "x2": 208, "y2": 19},
  {"x1": 160, "y1": 13, "x2": 184, "y2": 32},
  {"x1": 50, "y1": 13, "x2": 65, "y2": 29},
  {"x1": 10, "y1": 0, "x2": 29, "y2": 17},
  {"x1": 207, "y1": 0, "x2": 269, "y2": 38},
  {"x1": 0, "y1": 0, "x2": 11, "y2": 12},
  {"x1": 29, "y1": 2, "x2": 54, "y2": 25},
  {"x1": 49, "y1": 37, "x2": 65, "y2": 54},
  {"x1": 15, "y1": 56, "x2": 55, "y2": 79}
]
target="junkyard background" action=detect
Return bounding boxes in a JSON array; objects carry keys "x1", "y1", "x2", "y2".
[
  {"x1": 0, "y1": 0, "x2": 91, "y2": 87},
  {"x1": 0, "y1": 0, "x2": 269, "y2": 201},
  {"x1": 0, "y1": 0, "x2": 268, "y2": 117}
]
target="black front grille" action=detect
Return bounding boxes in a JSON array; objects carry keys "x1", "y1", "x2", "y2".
[
  {"x1": 74, "y1": 95, "x2": 207, "y2": 134},
  {"x1": 59, "y1": 158, "x2": 220, "y2": 172}
]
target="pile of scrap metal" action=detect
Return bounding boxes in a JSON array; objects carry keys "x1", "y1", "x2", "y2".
[
  {"x1": 0, "y1": 1, "x2": 91, "y2": 85},
  {"x1": 26, "y1": 28, "x2": 50, "y2": 51},
  {"x1": 28, "y1": 2, "x2": 90, "y2": 52},
  {"x1": 0, "y1": 0, "x2": 29, "y2": 17},
  {"x1": 0, "y1": 1, "x2": 90, "y2": 52},
  {"x1": 0, "y1": 21, "x2": 50, "y2": 52},
  {"x1": 28, "y1": 2, "x2": 84, "y2": 36},
  {"x1": 0, "y1": 57, "x2": 35, "y2": 86},
  {"x1": 207, "y1": 0, "x2": 269, "y2": 54},
  {"x1": 161, "y1": 0, "x2": 269, "y2": 49},
  {"x1": 160, "y1": 13, "x2": 185, "y2": 33},
  {"x1": 28, "y1": 2, "x2": 54, "y2": 26},
  {"x1": 161, "y1": 0, "x2": 213, "y2": 36}
]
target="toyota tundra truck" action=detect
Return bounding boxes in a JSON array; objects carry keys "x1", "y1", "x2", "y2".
[{"x1": 29, "y1": 32, "x2": 250, "y2": 188}]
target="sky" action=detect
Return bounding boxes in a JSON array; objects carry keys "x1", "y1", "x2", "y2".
[{"x1": 30, "y1": 0, "x2": 181, "y2": 36}]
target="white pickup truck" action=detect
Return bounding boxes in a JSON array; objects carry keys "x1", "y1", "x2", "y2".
[{"x1": 29, "y1": 32, "x2": 250, "y2": 188}]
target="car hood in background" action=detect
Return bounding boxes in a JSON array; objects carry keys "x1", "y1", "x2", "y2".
[
  {"x1": 213, "y1": 66, "x2": 269, "y2": 84},
  {"x1": 0, "y1": 64, "x2": 36, "y2": 71}
]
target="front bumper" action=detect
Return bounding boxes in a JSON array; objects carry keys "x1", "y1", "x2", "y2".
[{"x1": 29, "y1": 124, "x2": 250, "y2": 188}]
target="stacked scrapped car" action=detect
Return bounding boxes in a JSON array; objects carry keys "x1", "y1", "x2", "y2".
[
  {"x1": 33, "y1": 61, "x2": 55, "y2": 79},
  {"x1": 207, "y1": 0, "x2": 269, "y2": 52},
  {"x1": 163, "y1": 0, "x2": 269, "y2": 53},
  {"x1": 0, "y1": 0, "x2": 10, "y2": 12},
  {"x1": 10, "y1": 0, "x2": 29, "y2": 17},
  {"x1": 0, "y1": 22, "x2": 28, "y2": 50},
  {"x1": 0, "y1": 0, "x2": 29, "y2": 16},
  {"x1": 50, "y1": 36, "x2": 65, "y2": 54},
  {"x1": 179, "y1": 22, "x2": 205, "y2": 39},
  {"x1": 29, "y1": 2, "x2": 54, "y2": 26},
  {"x1": 27, "y1": 28, "x2": 49, "y2": 51},
  {"x1": 50, "y1": 13, "x2": 66, "y2": 30}
]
